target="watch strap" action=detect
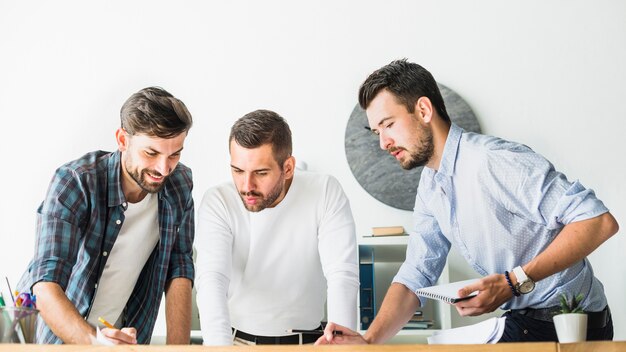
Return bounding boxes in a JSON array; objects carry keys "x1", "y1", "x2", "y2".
[{"x1": 512, "y1": 266, "x2": 529, "y2": 283}]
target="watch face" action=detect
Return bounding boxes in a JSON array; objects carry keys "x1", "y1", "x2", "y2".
[{"x1": 518, "y1": 281, "x2": 535, "y2": 294}]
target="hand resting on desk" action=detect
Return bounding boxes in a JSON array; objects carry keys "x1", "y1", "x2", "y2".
[{"x1": 314, "y1": 322, "x2": 366, "y2": 345}]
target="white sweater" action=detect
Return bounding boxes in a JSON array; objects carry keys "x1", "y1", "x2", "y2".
[{"x1": 195, "y1": 171, "x2": 359, "y2": 345}]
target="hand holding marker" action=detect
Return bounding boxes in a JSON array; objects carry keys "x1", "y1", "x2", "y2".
[{"x1": 98, "y1": 316, "x2": 138, "y2": 344}]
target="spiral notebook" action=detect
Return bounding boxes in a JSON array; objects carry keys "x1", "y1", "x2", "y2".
[{"x1": 415, "y1": 279, "x2": 479, "y2": 304}]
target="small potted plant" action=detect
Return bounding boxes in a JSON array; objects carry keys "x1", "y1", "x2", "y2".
[{"x1": 553, "y1": 293, "x2": 587, "y2": 343}]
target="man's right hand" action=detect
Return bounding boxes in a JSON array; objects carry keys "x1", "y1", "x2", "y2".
[
  {"x1": 100, "y1": 327, "x2": 138, "y2": 344},
  {"x1": 314, "y1": 322, "x2": 367, "y2": 345}
]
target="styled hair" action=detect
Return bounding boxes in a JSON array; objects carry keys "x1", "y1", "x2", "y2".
[
  {"x1": 120, "y1": 86, "x2": 193, "y2": 138},
  {"x1": 229, "y1": 109, "x2": 292, "y2": 167},
  {"x1": 358, "y1": 59, "x2": 450, "y2": 122}
]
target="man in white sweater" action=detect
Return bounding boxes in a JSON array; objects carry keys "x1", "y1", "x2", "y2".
[{"x1": 195, "y1": 109, "x2": 359, "y2": 345}]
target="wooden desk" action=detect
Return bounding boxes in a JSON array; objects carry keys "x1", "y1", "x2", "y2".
[
  {"x1": 2, "y1": 341, "x2": 624, "y2": 351},
  {"x1": 0, "y1": 342, "x2": 557, "y2": 352},
  {"x1": 558, "y1": 341, "x2": 626, "y2": 352}
]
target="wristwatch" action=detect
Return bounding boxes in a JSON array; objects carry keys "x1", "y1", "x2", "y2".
[{"x1": 512, "y1": 266, "x2": 535, "y2": 294}]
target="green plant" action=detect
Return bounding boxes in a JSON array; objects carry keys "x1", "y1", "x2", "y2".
[{"x1": 558, "y1": 293, "x2": 585, "y2": 314}]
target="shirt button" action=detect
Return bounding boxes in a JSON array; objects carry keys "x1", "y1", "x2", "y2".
[
  {"x1": 116, "y1": 219, "x2": 121, "y2": 225},
  {"x1": 103, "y1": 251, "x2": 108, "y2": 257},
  {"x1": 123, "y1": 202, "x2": 127, "y2": 207}
]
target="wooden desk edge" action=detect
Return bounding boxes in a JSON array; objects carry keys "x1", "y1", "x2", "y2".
[
  {"x1": 1, "y1": 341, "x2": 624, "y2": 351},
  {"x1": 0, "y1": 342, "x2": 558, "y2": 352}
]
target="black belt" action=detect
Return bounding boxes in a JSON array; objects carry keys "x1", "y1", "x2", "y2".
[
  {"x1": 232, "y1": 326, "x2": 322, "y2": 345},
  {"x1": 511, "y1": 305, "x2": 611, "y2": 329}
]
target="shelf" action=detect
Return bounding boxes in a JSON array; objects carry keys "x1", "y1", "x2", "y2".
[
  {"x1": 358, "y1": 235, "x2": 409, "y2": 246},
  {"x1": 359, "y1": 245, "x2": 406, "y2": 263},
  {"x1": 357, "y1": 237, "x2": 452, "y2": 343}
]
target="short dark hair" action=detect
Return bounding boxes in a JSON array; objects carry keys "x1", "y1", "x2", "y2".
[
  {"x1": 358, "y1": 59, "x2": 450, "y2": 122},
  {"x1": 229, "y1": 109, "x2": 292, "y2": 167},
  {"x1": 120, "y1": 86, "x2": 193, "y2": 138}
]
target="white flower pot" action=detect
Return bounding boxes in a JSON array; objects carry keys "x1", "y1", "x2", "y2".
[{"x1": 553, "y1": 313, "x2": 587, "y2": 343}]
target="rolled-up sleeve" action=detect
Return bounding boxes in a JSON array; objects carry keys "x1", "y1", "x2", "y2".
[
  {"x1": 26, "y1": 168, "x2": 88, "y2": 291},
  {"x1": 488, "y1": 150, "x2": 609, "y2": 230},
  {"x1": 393, "y1": 190, "x2": 450, "y2": 305},
  {"x1": 167, "y1": 189, "x2": 195, "y2": 283}
]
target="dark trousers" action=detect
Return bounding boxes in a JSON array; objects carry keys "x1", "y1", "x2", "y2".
[{"x1": 498, "y1": 306, "x2": 613, "y2": 342}]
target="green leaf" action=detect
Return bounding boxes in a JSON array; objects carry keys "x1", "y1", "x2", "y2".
[{"x1": 557, "y1": 292, "x2": 586, "y2": 315}]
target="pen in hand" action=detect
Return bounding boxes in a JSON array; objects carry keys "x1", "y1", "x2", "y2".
[
  {"x1": 98, "y1": 317, "x2": 115, "y2": 329},
  {"x1": 97, "y1": 317, "x2": 137, "y2": 344}
]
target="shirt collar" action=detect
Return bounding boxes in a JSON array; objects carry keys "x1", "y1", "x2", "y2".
[
  {"x1": 107, "y1": 150, "x2": 127, "y2": 207},
  {"x1": 436, "y1": 123, "x2": 463, "y2": 178}
]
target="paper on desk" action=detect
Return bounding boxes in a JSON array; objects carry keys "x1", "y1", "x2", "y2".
[
  {"x1": 89, "y1": 327, "x2": 115, "y2": 345},
  {"x1": 427, "y1": 317, "x2": 506, "y2": 344}
]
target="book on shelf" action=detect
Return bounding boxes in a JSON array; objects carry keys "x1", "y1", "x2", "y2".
[
  {"x1": 359, "y1": 248, "x2": 376, "y2": 330},
  {"x1": 371, "y1": 226, "x2": 406, "y2": 236},
  {"x1": 404, "y1": 320, "x2": 434, "y2": 330},
  {"x1": 409, "y1": 312, "x2": 425, "y2": 322}
]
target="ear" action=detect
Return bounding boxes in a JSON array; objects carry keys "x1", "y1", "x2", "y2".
[
  {"x1": 416, "y1": 96, "x2": 434, "y2": 124},
  {"x1": 115, "y1": 128, "x2": 129, "y2": 152},
  {"x1": 283, "y1": 156, "x2": 296, "y2": 179}
]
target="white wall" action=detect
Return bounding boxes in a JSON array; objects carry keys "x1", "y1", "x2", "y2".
[{"x1": 1, "y1": 0, "x2": 624, "y2": 340}]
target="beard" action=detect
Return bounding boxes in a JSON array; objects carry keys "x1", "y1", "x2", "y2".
[
  {"x1": 239, "y1": 173, "x2": 285, "y2": 212},
  {"x1": 125, "y1": 161, "x2": 168, "y2": 194},
  {"x1": 392, "y1": 125, "x2": 434, "y2": 170}
]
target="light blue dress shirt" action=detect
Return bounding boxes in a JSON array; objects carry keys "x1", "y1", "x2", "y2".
[{"x1": 394, "y1": 124, "x2": 609, "y2": 311}]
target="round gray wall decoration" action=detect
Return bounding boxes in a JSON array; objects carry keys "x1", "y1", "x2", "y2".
[{"x1": 344, "y1": 83, "x2": 481, "y2": 211}]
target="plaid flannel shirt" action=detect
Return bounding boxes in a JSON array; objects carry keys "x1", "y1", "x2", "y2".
[{"x1": 17, "y1": 150, "x2": 195, "y2": 344}]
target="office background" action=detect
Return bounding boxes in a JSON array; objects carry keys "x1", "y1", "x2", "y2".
[{"x1": 1, "y1": 0, "x2": 624, "y2": 340}]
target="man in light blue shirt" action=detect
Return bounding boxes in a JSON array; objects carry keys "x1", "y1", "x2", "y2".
[{"x1": 318, "y1": 59, "x2": 619, "y2": 344}]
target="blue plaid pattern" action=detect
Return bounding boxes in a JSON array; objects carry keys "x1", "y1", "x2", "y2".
[{"x1": 17, "y1": 150, "x2": 194, "y2": 344}]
